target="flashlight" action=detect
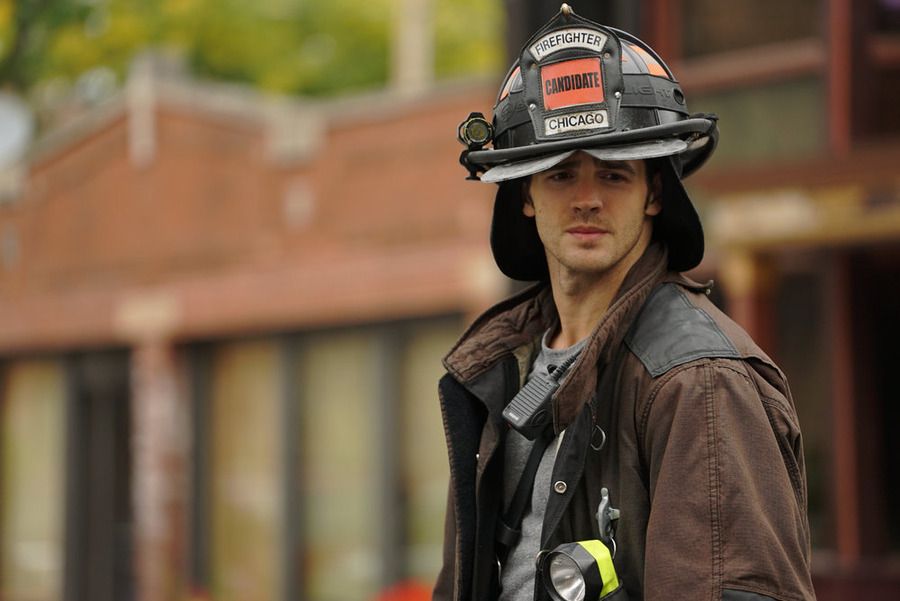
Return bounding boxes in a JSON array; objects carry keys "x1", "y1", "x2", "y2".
[
  {"x1": 458, "y1": 112, "x2": 493, "y2": 148},
  {"x1": 541, "y1": 541, "x2": 619, "y2": 601},
  {"x1": 539, "y1": 488, "x2": 624, "y2": 601}
]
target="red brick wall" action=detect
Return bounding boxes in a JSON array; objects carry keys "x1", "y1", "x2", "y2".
[{"x1": 0, "y1": 84, "x2": 502, "y2": 352}]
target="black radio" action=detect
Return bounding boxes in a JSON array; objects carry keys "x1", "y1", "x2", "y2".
[{"x1": 502, "y1": 353, "x2": 580, "y2": 439}]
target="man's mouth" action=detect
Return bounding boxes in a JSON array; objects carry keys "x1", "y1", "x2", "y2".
[{"x1": 567, "y1": 225, "x2": 609, "y2": 238}]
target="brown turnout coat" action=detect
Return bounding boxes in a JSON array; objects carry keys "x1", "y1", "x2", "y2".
[{"x1": 433, "y1": 246, "x2": 815, "y2": 601}]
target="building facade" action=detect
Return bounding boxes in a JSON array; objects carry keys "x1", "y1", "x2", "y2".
[
  {"x1": 2, "y1": 1, "x2": 900, "y2": 600},
  {"x1": 0, "y1": 58, "x2": 504, "y2": 601}
]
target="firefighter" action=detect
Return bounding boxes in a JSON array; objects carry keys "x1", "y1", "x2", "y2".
[{"x1": 435, "y1": 5, "x2": 815, "y2": 601}]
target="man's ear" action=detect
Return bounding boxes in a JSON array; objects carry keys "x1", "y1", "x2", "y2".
[
  {"x1": 645, "y1": 172, "x2": 662, "y2": 217},
  {"x1": 522, "y1": 179, "x2": 535, "y2": 217}
]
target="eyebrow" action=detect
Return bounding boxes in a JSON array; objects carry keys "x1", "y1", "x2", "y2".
[{"x1": 549, "y1": 157, "x2": 637, "y2": 175}]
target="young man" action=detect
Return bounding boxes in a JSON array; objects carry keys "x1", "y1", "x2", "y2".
[{"x1": 435, "y1": 5, "x2": 815, "y2": 601}]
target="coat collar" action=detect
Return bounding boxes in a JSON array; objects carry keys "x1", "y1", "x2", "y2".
[{"x1": 445, "y1": 244, "x2": 701, "y2": 431}]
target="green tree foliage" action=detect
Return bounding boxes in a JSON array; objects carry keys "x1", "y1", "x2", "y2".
[
  {"x1": 0, "y1": 0, "x2": 93, "y2": 89},
  {"x1": 435, "y1": 0, "x2": 505, "y2": 78},
  {"x1": 0, "y1": 0, "x2": 503, "y2": 96}
]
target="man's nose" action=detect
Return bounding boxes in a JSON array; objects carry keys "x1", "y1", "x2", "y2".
[{"x1": 572, "y1": 180, "x2": 604, "y2": 213}]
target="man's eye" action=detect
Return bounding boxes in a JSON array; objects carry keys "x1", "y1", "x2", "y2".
[
  {"x1": 547, "y1": 171, "x2": 574, "y2": 181},
  {"x1": 600, "y1": 171, "x2": 627, "y2": 182}
]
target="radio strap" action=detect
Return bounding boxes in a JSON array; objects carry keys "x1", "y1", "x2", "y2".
[{"x1": 496, "y1": 427, "x2": 554, "y2": 562}]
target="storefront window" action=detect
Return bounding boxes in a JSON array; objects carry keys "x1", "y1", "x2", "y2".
[
  {"x1": 195, "y1": 319, "x2": 462, "y2": 601},
  {"x1": 682, "y1": 0, "x2": 821, "y2": 57},
  {"x1": 775, "y1": 269, "x2": 833, "y2": 549},
  {"x1": 298, "y1": 331, "x2": 379, "y2": 601},
  {"x1": 0, "y1": 360, "x2": 66, "y2": 601},
  {"x1": 400, "y1": 320, "x2": 458, "y2": 583},
  {"x1": 209, "y1": 341, "x2": 282, "y2": 601},
  {"x1": 690, "y1": 78, "x2": 825, "y2": 165}
]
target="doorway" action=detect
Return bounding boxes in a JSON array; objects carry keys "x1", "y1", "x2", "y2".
[{"x1": 63, "y1": 351, "x2": 133, "y2": 601}]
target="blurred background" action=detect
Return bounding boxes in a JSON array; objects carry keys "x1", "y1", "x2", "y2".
[{"x1": 0, "y1": 1, "x2": 899, "y2": 600}]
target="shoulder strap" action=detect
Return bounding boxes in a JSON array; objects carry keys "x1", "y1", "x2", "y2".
[{"x1": 495, "y1": 429, "x2": 554, "y2": 560}]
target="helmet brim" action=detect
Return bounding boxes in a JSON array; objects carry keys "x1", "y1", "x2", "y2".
[
  {"x1": 489, "y1": 156, "x2": 703, "y2": 281},
  {"x1": 480, "y1": 139, "x2": 688, "y2": 183}
]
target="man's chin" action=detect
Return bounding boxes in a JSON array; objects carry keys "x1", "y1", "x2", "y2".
[{"x1": 555, "y1": 256, "x2": 617, "y2": 276}]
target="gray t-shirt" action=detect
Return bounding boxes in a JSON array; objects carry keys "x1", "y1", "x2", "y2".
[{"x1": 499, "y1": 330, "x2": 586, "y2": 601}]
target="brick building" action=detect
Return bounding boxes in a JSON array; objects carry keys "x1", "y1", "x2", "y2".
[
  {"x1": 3, "y1": 1, "x2": 900, "y2": 601},
  {"x1": 0, "y1": 56, "x2": 504, "y2": 601}
]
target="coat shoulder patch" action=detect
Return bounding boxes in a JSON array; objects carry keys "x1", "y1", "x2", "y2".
[{"x1": 625, "y1": 283, "x2": 740, "y2": 377}]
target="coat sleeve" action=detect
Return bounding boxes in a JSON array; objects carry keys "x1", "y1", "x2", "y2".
[
  {"x1": 638, "y1": 358, "x2": 815, "y2": 601},
  {"x1": 433, "y1": 481, "x2": 457, "y2": 601}
]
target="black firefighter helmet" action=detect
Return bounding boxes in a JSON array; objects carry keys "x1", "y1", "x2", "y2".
[{"x1": 458, "y1": 4, "x2": 719, "y2": 281}]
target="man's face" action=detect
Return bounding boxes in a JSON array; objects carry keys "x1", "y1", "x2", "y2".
[{"x1": 523, "y1": 151, "x2": 661, "y2": 280}]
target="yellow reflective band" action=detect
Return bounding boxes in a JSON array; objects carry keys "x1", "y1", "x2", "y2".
[{"x1": 577, "y1": 540, "x2": 619, "y2": 597}]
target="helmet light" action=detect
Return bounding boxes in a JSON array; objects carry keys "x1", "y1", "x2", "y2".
[{"x1": 458, "y1": 112, "x2": 493, "y2": 148}]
